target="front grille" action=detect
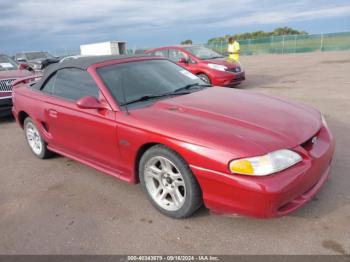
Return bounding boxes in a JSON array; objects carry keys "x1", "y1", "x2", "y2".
[
  {"x1": 0, "y1": 79, "x2": 15, "y2": 92},
  {"x1": 301, "y1": 129, "x2": 321, "y2": 150},
  {"x1": 232, "y1": 76, "x2": 245, "y2": 82},
  {"x1": 228, "y1": 75, "x2": 245, "y2": 85}
]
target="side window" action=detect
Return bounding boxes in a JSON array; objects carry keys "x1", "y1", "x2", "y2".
[
  {"x1": 52, "y1": 68, "x2": 99, "y2": 101},
  {"x1": 41, "y1": 73, "x2": 57, "y2": 94},
  {"x1": 168, "y1": 49, "x2": 188, "y2": 62}
]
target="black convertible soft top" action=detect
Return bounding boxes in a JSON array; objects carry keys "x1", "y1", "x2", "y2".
[
  {"x1": 56, "y1": 54, "x2": 150, "y2": 70},
  {"x1": 33, "y1": 54, "x2": 152, "y2": 90}
]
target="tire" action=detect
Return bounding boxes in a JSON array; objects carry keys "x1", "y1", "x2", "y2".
[
  {"x1": 139, "y1": 145, "x2": 202, "y2": 218},
  {"x1": 197, "y1": 74, "x2": 211, "y2": 85},
  {"x1": 24, "y1": 117, "x2": 53, "y2": 159}
]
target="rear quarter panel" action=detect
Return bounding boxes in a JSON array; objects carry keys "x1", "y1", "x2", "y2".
[{"x1": 13, "y1": 84, "x2": 47, "y2": 132}]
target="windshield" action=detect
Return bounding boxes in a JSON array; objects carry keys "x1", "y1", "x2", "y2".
[
  {"x1": 97, "y1": 59, "x2": 208, "y2": 106},
  {"x1": 185, "y1": 46, "x2": 224, "y2": 60},
  {"x1": 26, "y1": 52, "x2": 54, "y2": 60},
  {"x1": 0, "y1": 55, "x2": 18, "y2": 71}
]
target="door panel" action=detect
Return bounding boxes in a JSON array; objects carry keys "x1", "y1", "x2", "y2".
[
  {"x1": 44, "y1": 97, "x2": 121, "y2": 171},
  {"x1": 168, "y1": 48, "x2": 197, "y2": 73},
  {"x1": 39, "y1": 68, "x2": 122, "y2": 172}
]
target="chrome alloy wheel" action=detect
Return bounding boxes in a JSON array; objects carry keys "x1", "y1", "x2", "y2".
[
  {"x1": 144, "y1": 156, "x2": 186, "y2": 211},
  {"x1": 25, "y1": 122, "x2": 43, "y2": 156}
]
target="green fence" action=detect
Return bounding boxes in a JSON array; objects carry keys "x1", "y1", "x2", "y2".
[
  {"x1": 49, "y1": 32, "x2": 350, "y2": 57},
  {"x1": 206, "y1": 32, "x2": 350, "y2": 56}
]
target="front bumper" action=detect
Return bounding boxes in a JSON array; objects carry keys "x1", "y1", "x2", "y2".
[
  {"x1": 191, "y1": 125, "x2": 335, "y2": 218},
  {"x1": 212, "y1": 71, "x2": 246, "y2": 87},
  {"x1": 0, "y1": 96, "x2": 13, "y2": 117}
]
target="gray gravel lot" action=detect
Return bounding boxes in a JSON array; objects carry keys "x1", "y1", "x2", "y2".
[{"x1": 0, "y1": 51, "x2": 349, "y2": 255}]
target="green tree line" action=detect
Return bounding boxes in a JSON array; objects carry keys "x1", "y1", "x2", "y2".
[{"x1": 207, "y1": 27, "x2": 308, "y2": 44}]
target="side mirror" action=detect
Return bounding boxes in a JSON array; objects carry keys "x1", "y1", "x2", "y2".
[
  {"x1": 77, "y1": 96, "x2": 105, "y2": 110},
  {"x1": 178, "y1": 57, "x2": 188, "y2": 64}
]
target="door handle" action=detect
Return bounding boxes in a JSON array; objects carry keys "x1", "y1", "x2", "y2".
[{"x1": 48, "y1": 109, "x2": 58, "y2": 118}]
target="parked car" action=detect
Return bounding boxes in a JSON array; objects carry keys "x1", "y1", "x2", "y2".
[
  {"x1": 14, "y1": 51, "x2": 59, "y2": 72},
  {"x1": 0, "y1": 54, "x2": 35, "y2": 117},
  {"x1": 59, "y1": 55, "x2": 85, "y2": 63},
  {"x1": 145, "y1": 45, "x2": 245, "y2": 87},
  {"x1": 12, "y1": 55, "x2": 334, "y2": 218}
]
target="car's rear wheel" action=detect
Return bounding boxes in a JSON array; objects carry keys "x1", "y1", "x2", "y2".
[
  {"x1": 139, "y1": 145, "x2": 202, "y2": 218},
  {"x1": 197, "y1": 73, "x2": 211, "y2": 85},
  {"x1": 24, "y1": 117, "x2": 52, "y2": 159}
]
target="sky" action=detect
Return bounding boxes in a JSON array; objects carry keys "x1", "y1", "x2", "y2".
[{"x1": 0, "y1": 0, "x2": 349, "y2": 54}]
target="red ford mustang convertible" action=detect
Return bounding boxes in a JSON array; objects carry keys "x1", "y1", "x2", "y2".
[{"x1": 12, "y1": 55, "x2": 335, "y2": 218}]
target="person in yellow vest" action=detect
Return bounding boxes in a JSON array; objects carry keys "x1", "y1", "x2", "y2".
[{"x1": 227, "y1": 37, "x2": 240, "y2": 62}]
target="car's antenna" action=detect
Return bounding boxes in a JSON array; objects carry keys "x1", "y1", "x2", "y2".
[{"x1": 120, "y1": 78, "x2": 129, "y2": 115}]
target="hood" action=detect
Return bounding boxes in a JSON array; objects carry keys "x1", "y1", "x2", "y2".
[
  {"x1": 131, "y1": 88, "x2": 321, "y2": 156},
  {"x1": 0, "y1": 69, "x2": 33, "y2": 80},
  {"x1": 203, "y1": 57, "x2": 240, "y2": 69}
]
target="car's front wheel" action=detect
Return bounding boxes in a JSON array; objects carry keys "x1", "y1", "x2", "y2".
[
  {"x1": 139, "y1": 145, "x2": 202, "y2": 218},
  {"x1": 197, "y1": 73, "x2": 211, "y2": 85},
  {"x1": 24, "y1": 117, "x2": 52, "y2": 159}
]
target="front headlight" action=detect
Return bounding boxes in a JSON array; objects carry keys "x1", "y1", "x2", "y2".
[
  {"x1": 229, "y1": 149, "x2": 302, "y2": 176},
  {"x1": 208, "y1": 63, "x2": 228, "y2": 72}
]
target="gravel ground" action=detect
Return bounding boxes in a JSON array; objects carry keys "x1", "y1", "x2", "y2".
[{"x1": 0, "y1": 51, "x2": 349, "y2": 255}]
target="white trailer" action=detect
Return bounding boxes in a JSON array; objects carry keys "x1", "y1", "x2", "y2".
[{"x1": 80, "y1": 41, "x2": 127, "y2": 56}]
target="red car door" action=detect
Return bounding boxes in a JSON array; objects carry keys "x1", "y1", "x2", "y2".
[
  {"x1": 168, "y1": 48, "x2": 197, "y2": 72},
  {"x1": 40, "y1": 68, "x2": 122, "y2": 173},
  {"x1": 150, "y1": 48, "x2": 197, "y2": 74}
]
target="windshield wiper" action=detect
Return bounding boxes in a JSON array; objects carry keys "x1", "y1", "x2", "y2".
[
  {"x1": 173, "y1": 83, "x2": 211, "y2": 93},
  {"x1": 121, "y1": 83, "x2": 211, "y2": 106},
  {"x1": 121, "y1": 94, "x2": 164, "y2": 106},
  {"x1": 121, "y1": 92, "x2": 191, "y2": 106}
]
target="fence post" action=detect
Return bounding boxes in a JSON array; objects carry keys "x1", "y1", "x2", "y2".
[
  {"x1": 270, "y1": 35, "x2": 273, "y2": 53},
  {"x1": 320, "y1": 33, "x2": 324, "y2": 51},
  {"x1": 248, "y1": 38, "x2": 251, "y2": 54},
  {"x1": 282, "y1": 35, "x2": 285, "y2": 54},
  {"x1": 220, "y1": 40, "x2": 223, "y2": 55},
  {"x1": 294, "y1": 35, "x2": 297, "y2": 53}
]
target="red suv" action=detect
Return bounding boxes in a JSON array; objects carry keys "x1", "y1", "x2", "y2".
[{"x1": 146, "y1": 45, "x2": 245, "y2": 87}]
